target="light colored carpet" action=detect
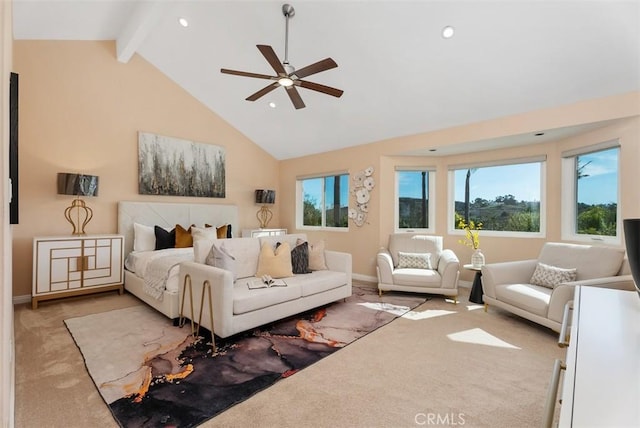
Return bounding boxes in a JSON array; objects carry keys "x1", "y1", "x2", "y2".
[{"x1": 14, "y1": 285, "x2": 565, "y2": 427}]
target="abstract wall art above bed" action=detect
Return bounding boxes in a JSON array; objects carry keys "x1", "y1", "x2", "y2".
[{"x1": 138, "y1": 132, "x2": 225, "y2": 198}]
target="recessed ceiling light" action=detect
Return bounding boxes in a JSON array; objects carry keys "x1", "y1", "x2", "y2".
[
  {"x1": 269, "y1": 102, "x2": 277, "y2": 108},
  {"x1": 178, "y1": 17, "x2": 189, "y2": 27},
  {"x1": 442, "y1": 26, "x2": 454, "y2": 39}
]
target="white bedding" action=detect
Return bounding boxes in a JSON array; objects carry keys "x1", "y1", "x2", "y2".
[{"x1": 125, "y1": 248, "x2": 194, "y2": 296}]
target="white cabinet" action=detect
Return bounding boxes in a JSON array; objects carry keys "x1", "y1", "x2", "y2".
[
  {"x1": 241, "y1": 228, "x2": 287, "y2": 238},
  {"x1": 32, "y1": 235, "x2": 124, "y2": 309},
  {"x1": 554, "y1": 287, "x2": 640, "y2": 426}
]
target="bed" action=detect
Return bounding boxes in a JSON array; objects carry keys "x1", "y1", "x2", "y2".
[{"x1": 117, "y1": 201, "x2": 238, "y2": 319}]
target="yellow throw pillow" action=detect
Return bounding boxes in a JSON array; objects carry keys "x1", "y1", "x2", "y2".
[
  {"x1": 216, "y1": 224, "x2": 228, "y2": 239},
  {"x1": 256, "y1": 242, "x2": 293, "y2": 279},
  {"x1": 175, "y1": 224, "x2": 194, "y2": 248}
]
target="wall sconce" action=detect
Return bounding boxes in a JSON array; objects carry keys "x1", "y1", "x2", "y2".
[
  {"x1": 255, "y1": 189, "x2": 275, "y2": 229},
  {"x1": 57, "y1": 173, "x2": 99, "y2": 235}
]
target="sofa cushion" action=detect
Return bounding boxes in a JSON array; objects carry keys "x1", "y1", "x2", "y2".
[
  {"x1": 233, "y1": 280, "x2": 302, "y2": 315},
  {"x1": 538, "y1": 243, "x2": 625, "y2": 281},
  {"x1": 216, "y1": 238, "x2": 261, "y2": 279},
  {"x1": 256, "y1": 242, "x2": 294, "y2": 279},
  {"x1": 530, "y1": 262, "x2": 577, "y2": 289},
  {"x1": 397, "y1": 252, "x2": 432, "y2": 269},
  {"x1": 285, "y1": 270, "x2": 348, "y2": 297},
  {"x1": 495, "y1": 283, "x2": 552, "y2": 317},
  {"x1": 392, "y1": 268, "x2": 442, "y2": 287}
]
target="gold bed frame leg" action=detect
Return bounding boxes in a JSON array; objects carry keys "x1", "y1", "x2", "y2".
[{"x1": 484, "y1": 303, "x2": 488, "y2": 312}]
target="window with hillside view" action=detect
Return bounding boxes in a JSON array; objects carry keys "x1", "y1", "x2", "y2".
[
  {"x1": 396, "y1": 169, "x2": 435, "y2": 231},
  {"x1": 564, "y1": 145, "x2": 619, "y2": 239},
  {"x1": 451, "y1": 160, "x2": 544, "y2": 234},
  {"x1": 298, "y1": 174, "x2": 349, "y2": 228}
]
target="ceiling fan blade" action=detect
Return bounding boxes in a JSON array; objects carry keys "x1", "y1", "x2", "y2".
[
  {"x1": 292, "y1": 58, "x2": 338, "y2": 79},
  {"x1": 296, "y1": 80, "x2": 344, "y2": 98},
  {"x1": 221, "y1": 68, "x2": 276, "y2": 80},
  {"x1": 246, "y1": 82, "x2": 280, "y2": 101},
  {"x1": 257, "y1": 45, "x2": 287, "y2": 76},
  {"x1": 285, "y1": 86, "x2": 306, "y2": 109}
]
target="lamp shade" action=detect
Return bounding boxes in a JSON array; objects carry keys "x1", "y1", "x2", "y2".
[
  {"x1": 255, "y1": 189, "x2": 275, "y2": 204},
  {"x1": 57, "y1": 173, "x2": 99, "y2": 196}
]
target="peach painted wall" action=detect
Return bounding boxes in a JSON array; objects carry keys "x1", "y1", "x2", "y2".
[
  {"x1": 279, "y1": 94, "x2": 640, "y2": 283},
  {"x1": 11, "y1": 41, "x2": 280, "y2": 298}
]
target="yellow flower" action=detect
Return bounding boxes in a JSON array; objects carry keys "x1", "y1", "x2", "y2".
[{"x1": 458, "y1": 220, "x2": 482, "y2": 250}]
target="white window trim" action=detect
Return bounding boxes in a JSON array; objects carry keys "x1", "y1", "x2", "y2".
[
  {"x1": 560, "y1": 144, "x2": 621, "y2": 245},
  {"x1": 447, "y1": 160, "x2": 547, "y2": 238},
  {"x1": 296, "y1": 173, "x2": 350, "y2": 231},
  {"x1": 394, "y1": 168, "x2": 436, "y2": 234}
]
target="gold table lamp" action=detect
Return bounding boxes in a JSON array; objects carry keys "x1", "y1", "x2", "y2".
[
  {"x1": 57, "y1": 173, "x2": 99, "y2": 235},
  {"x1": 255, "y1": 189, "x2": 275, "y2": 229}
]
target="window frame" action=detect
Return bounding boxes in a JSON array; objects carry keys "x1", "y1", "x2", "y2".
[
  {"x1": 447, "y1": 157, "x2": 547, "y2": 238},
  {"x1": 394, "y1": 167, "x2": 436, "y2": 234},
  {"x1": 561, "y1": 141, "x2": 621, "y2": 245},
  {"x1": 296, "y1": 171, "x2": 350, "y2": 232}
]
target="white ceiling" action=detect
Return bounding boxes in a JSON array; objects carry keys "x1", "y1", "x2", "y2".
[{"x1": 12, "y1": 0, "x2": 640, "y2": 160}]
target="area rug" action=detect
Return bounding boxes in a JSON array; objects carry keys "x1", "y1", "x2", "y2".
[{"x1": 65, "y1": 286, "x2": 427, "y2": 428}]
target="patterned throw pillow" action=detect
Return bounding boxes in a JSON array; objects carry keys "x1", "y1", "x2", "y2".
[
  {"x1": 530, "y1": 262, "x2": 577, "y2": 288},
  {"x1": 397, "y1": 252, "x2": 432, "y2": 269},
  {"x1": 277, "y1": 241, "x2": 311, "y2": 274}
]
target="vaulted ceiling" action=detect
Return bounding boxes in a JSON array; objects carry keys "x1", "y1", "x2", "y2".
[{"x1": 12, "y1": 0, "x2": 640, "y2": 160}]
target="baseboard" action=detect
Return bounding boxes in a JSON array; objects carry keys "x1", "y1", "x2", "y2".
[
  {"x1": 352, "y1": 273, "x2": 377, "y2": 285},
  {"x1": 13, "y1": 294, "x2": 30, "y2": 305}
]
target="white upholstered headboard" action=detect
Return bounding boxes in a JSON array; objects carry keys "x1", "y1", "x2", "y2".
[{"x1": 117, "y1": 201, "x2": 238, "y2": 257}]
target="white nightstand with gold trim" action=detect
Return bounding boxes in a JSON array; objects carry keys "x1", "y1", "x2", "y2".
[{"x1": 32, "y1": 234, "x2": 124, "y2": 309}]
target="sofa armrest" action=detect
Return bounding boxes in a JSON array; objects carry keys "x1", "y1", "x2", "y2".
[
  {"x1": 548, "y1": 275, "x2": 637, "y2": 323},
  {"x1": 481, "y1": 259, "x2": 538, "y2": 299},
  {"x1": 325, "y1": 250, "x2": 353, "y2": 286},
  {"x1": 437, "y1": 249, "x2": 460, "y2": 289},
  {"x1": 178, "y1": 261, "x2": 235, "y2": 335},
  {"x1": 376, "y1": 249, "x2": 394, "y2": 284}
]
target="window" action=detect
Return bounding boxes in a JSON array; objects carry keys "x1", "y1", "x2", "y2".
[
  {"x1": 449, "y1": 157, "x2": 545, "y2": 235},
  {"x1": 395, "y1": 168, "x2": 435, "y2": 232},
  {"x1": 562, "y1": 142, "x2": 620, "y2": 243},
  {"x1": 298, "y1": 173, "x2": 349, "y2": 229}
]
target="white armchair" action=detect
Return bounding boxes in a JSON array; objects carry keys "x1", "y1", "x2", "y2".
[
  {"x1": 377, "y1": 233, "x2": 460, "y2": 302},
  {"x1": 481, "y1": 242, "x2": 635, "y2": 332}
]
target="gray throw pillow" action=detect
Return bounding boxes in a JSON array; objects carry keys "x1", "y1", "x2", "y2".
[{"x1": 205, "y1": 241, "x2": 237, "y2": 281}]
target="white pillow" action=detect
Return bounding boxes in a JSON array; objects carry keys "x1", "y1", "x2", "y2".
[
  {"x1": 191, "y1": 226, "x2": 218, "y2": 243},
  {"x1": 205, "y1": 241, "x2": 237, "y2": 280},
  {"x1": 397, "y1": 252, "x2": 432, "y2": 269},
  {"x1": 133, "y1": 223, "x2": 155, "y2": 252},
  {"x1": 530, "y1": 262, "x2": 577, "y2": 289}
]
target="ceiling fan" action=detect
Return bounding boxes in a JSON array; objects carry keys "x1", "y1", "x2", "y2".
[{"x1": 221, "y1": 3, "x2": 343, "y2": 110}]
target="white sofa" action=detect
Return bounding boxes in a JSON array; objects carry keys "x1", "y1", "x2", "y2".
[
  {"x1": 376, "y1": 233, "x2": 460, "y2": 301},
  {"x1": 481, "y1": 242, "x2": 635, "y2": 332},
  {"x1": 179, "y1": 233, "x2": 352, "y2": 338}
]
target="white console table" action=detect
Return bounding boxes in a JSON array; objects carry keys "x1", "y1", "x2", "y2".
[
  {"x1": 553, "y1": 286, "x2": 640, "y2": 426},
  {"x1": 241, "y1": 228, "x2": 287, "y2": 238}
]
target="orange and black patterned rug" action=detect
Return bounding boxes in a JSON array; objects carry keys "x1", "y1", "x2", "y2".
[{"x1": 65, "y1": 286, "x2": 427, "y2": 428}]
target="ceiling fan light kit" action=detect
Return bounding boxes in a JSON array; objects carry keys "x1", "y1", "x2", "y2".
[{"x1": 221, "y1": 3, "x2": 343, "y2": 109}]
